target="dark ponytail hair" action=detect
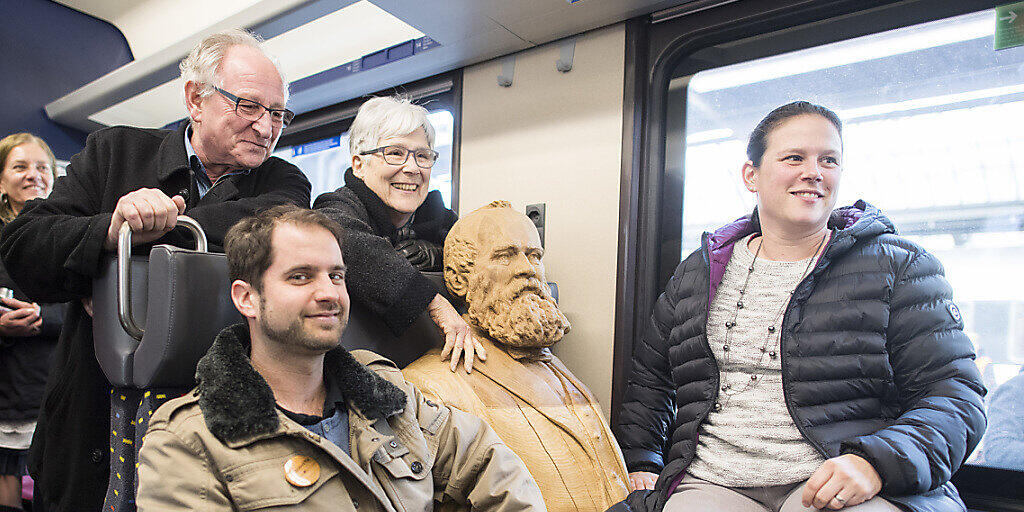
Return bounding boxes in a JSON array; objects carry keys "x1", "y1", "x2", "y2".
[{"x1": 746, "y1": 101, "x2": 842, "y2": 166}]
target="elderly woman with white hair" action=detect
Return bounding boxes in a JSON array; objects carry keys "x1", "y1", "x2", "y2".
[{"x1": 314, "y1": 96, "x2": 484, "y2": 372}]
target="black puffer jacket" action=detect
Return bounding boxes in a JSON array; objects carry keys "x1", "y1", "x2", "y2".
[{"x1": 614, "y1": 202, "x2": 986, "y2": 512}]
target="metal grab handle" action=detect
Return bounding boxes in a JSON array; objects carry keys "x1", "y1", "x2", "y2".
[{"x1": 118, "y1": 216, "x2": 208, "y2": 340}]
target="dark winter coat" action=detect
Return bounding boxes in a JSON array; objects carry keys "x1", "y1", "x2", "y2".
[
  {"x1": 0, "y1": 124, "x2": 311, "y2": 512},
  {"x1": 614, "y1": 201, "x2": 986, "y2": 512},
  {"x1": 313, "y1": 168, "x2": 456, "y2": 335},
  {"x1": 0, "y1": 217, "x2": 65, "y2": 420}
]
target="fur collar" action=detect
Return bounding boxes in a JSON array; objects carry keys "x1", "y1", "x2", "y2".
[{"x1": 195, "y1": 323, "x2": 407, "y2": 444}]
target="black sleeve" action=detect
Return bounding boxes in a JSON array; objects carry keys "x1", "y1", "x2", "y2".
[
  {"x1": 615, "y1": 261, "x2": 687, "y2": 474},
  {"x1": 0, "y1": 132, "x2": 111, "y2": 303},
  {"x1": 839, "y1": 249, "x2": 987, "y2": 495},
  {"x1": 184, "y1": 160, "x2": 311, "y2": 251},
  {"x1": 39, "y1": 302, "x2": 68, "y2": 339},
  {"x1": 314, "y1": 191, "x2": 438, "y2": 335}
]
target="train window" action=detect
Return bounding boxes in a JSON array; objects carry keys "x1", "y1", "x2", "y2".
[
  {"x1": 272, "y1": 109, "x2": 455, "y2": 207},
  {"x1": 663, "y1": 2, "x2": 1022, "y2": 478}
]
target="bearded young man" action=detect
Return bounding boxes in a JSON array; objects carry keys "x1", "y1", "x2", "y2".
[
  {"x1": 402, "y1": 201, "x2": 630, "y2": 512},
  {"x1": 136, "y1": 205, "x2": 544, "y2": 512}
]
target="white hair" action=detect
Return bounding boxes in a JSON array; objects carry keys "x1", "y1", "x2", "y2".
[
  {"x1": 179, "y1": 28, "x2": 288, "y2": 104},
  {"x1": 348, "y1": 96, "x2": 436, "y2": 154}
]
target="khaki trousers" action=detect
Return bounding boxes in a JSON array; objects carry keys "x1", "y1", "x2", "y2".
[{"x1": 664, "y1": 475, "x2": 902, "y2": 512}]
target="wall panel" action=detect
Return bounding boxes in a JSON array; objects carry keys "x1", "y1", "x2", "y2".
[
  {"x1": 459, "y1": 24, "x2": 625, "y2": 414},
  {"x1": 2, "y1": 0, "x2": 131, "y2": 159}
]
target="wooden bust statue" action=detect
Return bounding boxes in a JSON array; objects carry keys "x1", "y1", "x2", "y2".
[{"x1": 402, "y1": 200, "x2": 629, "y2": 512}]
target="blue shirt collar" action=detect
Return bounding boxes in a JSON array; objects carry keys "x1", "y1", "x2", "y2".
[
  {"x1": 184, "y1": 124, "x2": 251, "y2": 198},
  {"x1": 184, "y1": 125, "x2": 209, "y2": 186}
]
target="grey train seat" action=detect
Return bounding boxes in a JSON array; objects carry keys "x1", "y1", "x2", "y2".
[
  {"x1": 93, "y1": 218, "x2": 242, "y2": 512},
  {"x1": 345, "y1": 272, "x2": 448, "y2": 365}
]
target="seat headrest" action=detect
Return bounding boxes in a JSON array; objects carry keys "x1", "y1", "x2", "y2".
[{"x1": 94, "y1": 246, "x2": 241, "y2": 388}]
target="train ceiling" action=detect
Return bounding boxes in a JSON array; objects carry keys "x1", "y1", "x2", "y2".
[{"x1": 48, "y1": 0, "x2": 687, "y2": 132}]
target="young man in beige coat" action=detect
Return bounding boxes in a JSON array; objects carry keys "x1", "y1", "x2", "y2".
[{"x1": 136, "y1": 205, "x2": 544, "y2": 511}]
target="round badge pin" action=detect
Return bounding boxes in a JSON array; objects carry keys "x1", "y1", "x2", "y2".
[{"x1": 284, "y1": 455, "x2": 320, "y2": 487}]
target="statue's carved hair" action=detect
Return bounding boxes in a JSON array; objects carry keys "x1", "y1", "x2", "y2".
[{"x1": 443, "y1": 200, "x2": 513, "y2": 298}]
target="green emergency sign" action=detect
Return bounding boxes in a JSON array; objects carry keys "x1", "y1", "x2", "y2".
[{"x1": 995, "y1": 2, "x2": 1024, "y2": 50}]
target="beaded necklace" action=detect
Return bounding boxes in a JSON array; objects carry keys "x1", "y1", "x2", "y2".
[{"x1": 716, "y1": 231, "x2": 829, "y2": 410}]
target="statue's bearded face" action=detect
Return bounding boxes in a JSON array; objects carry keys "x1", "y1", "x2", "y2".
[{"x1": 462, "y1": 212, "x2": 570, "y2": 348}]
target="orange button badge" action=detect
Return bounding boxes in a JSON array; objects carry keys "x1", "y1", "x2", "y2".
[{"x1": 284, "y1": 455, "x2": 320, "y2": 487}]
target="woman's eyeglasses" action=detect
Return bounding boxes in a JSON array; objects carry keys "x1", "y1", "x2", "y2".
[{"x1": 360, "y1": 145, "x2": 439, "y2": 169}]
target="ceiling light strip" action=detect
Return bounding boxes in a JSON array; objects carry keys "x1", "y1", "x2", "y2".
[
  {"x1": 85, "y1": 1, "x2": 429, "y2": 129},
  {"x1": 689, "y1": 11, "x2": 993, "y2": 93},
  {"x1": 290, "y1": 36, "x2": 440, "y2": 95}
]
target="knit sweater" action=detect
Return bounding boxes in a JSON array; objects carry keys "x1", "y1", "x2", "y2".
[{"x1": 687, "y1": 234, "x2": 826, "y2": 486}]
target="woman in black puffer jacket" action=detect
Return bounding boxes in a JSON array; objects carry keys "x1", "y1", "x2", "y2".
[{"x1": 613, "y1": 102, "x2": 985, "y2": 512}]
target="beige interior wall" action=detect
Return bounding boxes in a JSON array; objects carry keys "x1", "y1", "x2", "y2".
[{"x1": 458, "y1": 24, "x2": 625, "y2": 415}]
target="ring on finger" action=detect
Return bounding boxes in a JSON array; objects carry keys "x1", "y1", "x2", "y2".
[{"x1": 834, "y1": 495, "x2": 847, "y2": 505}]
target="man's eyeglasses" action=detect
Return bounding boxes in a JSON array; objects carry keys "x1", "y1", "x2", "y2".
[
  {"x1": 360, "y1": 145, "x2": 439, "y2": 169},
  {"x1": 213, "y1": 86, "x2": 295, "y2": 127}
]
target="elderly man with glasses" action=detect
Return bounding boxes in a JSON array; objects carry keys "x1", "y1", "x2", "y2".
[
  {"x1": 314, "y1": 96, "x2": 484, "y2": 373},
  {"x1": 0, "y1": 29, "x2": 309, "y2": 512}
]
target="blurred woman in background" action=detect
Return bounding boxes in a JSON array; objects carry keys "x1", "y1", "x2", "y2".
[{"x1": 0, "y1": 133, "x2": 64, "y2": 511}]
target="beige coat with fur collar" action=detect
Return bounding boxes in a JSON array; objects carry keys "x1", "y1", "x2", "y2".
[{"x1": 136, "y1": 324, "x2": 544, "y2": 512}]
